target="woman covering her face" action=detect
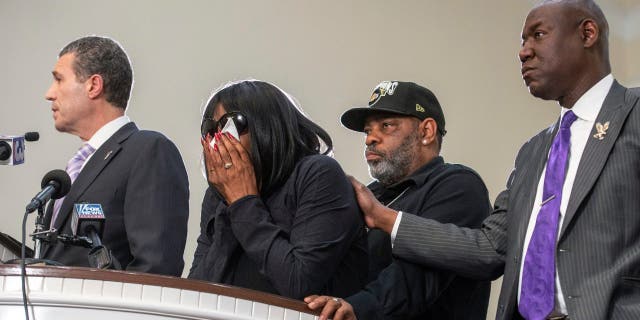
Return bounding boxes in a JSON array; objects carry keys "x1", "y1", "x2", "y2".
[{"x1": 189, "y1": 80, "x2": 368, "y2": 299}]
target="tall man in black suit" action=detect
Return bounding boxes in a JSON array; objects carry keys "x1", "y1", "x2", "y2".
[
  {"x1": 331, "y1": 1, "x2": 640, "y2": 319},
  {"x1": 306, "y1": 81, "x2": 491, "y2": 319},
  {"x1": 41, "y1": 36, "x2": 189, "y2": 276}
]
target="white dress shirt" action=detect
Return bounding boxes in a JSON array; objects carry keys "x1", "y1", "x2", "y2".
[
  {"x1": 390, "y1": 210, "x2": 403, "y2": 247},
  {"x1": 81, "y1": 115, "x2": 131, "y2": 171},
  {"x1": 518, "y1": 74, "x2": 614, "y2": 315}
]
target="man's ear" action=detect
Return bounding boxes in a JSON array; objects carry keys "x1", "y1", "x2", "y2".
[
  {"x1": 580, "y1": 19, "x2": 599, "y2": 48},
  {"x1": 86, "y1": 74, "x2": 104, "y2": 99},
  {"x1": 419, "y1": 118, "x2": 437, "y2": 145}
]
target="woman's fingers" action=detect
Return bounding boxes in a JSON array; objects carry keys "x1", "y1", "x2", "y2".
[
  {"x1": 219, "y1": 132, "x2": 246, "y2": 164},
  {"x1": 203, "y1": 134, "x2": 224, "y2": 178},
  {"x1": 215, "y1": 132, "x2": 234, "y2": 168}
]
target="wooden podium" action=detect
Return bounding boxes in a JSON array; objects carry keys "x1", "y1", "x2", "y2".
[{"x1": 0, "y1": 233, "x2": 319, "y2": 319}]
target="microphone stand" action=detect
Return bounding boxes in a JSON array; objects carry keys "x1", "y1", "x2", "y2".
[
  {"x1": 6, "y1": 200, "x2": 63, "y2": 266},
  {"x1": 56, "y1": 227, "x2": 121, "y2": 270},
  {"x1": 33, "y1": 206, "x2": 45, "y2": 259},
  {"x1": 30, "y1": 204, "x2": 57, "y2": 259}
]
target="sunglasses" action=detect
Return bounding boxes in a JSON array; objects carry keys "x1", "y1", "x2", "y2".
[{"x1": 201, "y1": 111, "x2": 248, "y2": 138}]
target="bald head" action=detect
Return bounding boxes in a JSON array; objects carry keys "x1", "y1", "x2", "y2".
[
  {"x1": 537, "y1": 0, "x2": 609, "y2": 54},
  {"x1": 519, "y1": 0, "x2": 611, "y2": 107}
]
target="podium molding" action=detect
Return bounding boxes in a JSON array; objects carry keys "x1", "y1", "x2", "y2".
[{"x1": 0, "y1": 265, "x2": 319, "y2": 320}]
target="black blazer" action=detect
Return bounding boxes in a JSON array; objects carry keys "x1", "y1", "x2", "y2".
[
  {"x1": 42, "y1": 122, "x2": 190, "y2": 276},
  {"x1": 392, "y1": 82, "x2": 640, "y2": 319}
]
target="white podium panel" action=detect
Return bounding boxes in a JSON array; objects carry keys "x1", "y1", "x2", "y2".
[{"x1": 0, "y1": 265, "x2": 319, "y2": 320}]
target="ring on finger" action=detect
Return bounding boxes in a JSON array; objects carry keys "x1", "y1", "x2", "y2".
[
  {"x1": 332, "y1": 297, "x2": 341, "y2": 303},
  {"x1": 224, "y1": 162, "x2": 233, "y2": 169}
]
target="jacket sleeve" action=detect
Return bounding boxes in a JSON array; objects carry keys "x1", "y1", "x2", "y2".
[
  {"x1": 391, "y1": 143, "x2": 532, "y2": 280},
  {"x1": 393, "y1": 193, "x2": 508, "y2": 280}
]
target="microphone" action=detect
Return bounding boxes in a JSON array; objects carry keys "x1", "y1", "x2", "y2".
[
  {"x1": 24, "y1": 132, "x2": 40, "y2": 142},
  {"x1": 0, "y1": 135, "x2": 25, "y2": 165},
  {"x1": 71, "y1": 203, "x2": 105, "y2": 242},
  {"x1": 70, "y1": 203, "x2": 118, "y2": 269},
  {"x1": 25, "y1": 170, "x2": 71, "y2": 213},
  {"x1": 1, "y1": 132, "x2": 39, "y2": 165}
]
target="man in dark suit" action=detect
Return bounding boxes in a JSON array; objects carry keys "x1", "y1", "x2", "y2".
[
  {"x1": 336, "y1": 1, "x2": 640, "y2": 319},
  {"x1": 306, "y1": 81, "x2": 491, "y2": 319},
  {"x1": 40, "y1": 36, "x2": 189, "y2": 276}
]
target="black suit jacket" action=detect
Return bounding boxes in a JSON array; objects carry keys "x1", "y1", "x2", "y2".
[
  {"x1": 393, "y1": 82, "x2": 640, "y2": 319},
  {"x1": 42, "y1": 122, "x2": 189, "y2": 276}
]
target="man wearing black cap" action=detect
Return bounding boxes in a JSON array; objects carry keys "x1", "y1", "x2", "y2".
[{"x1": 306, "y1": 81, "x2": 491, "y2": 319}]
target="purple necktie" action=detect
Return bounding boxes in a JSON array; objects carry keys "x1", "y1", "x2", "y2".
[
  {"x1": 519, "y1": 110, "x2": 577, "y2": 320},
  {"x1": 50, "y1": 143, "x2": 96, "y2": 227}
]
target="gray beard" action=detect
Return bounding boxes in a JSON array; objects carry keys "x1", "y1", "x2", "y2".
[{"x1": 368, "y1": 134, "x2": 416, "y2": 187}]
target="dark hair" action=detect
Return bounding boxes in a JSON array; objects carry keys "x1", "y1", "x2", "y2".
[
  {"x1": 60, "y1": 36, "x2": 133, "y2": 109},
  {"x1": 203, "y1": 80, "x2": 333, "y2": 197}
]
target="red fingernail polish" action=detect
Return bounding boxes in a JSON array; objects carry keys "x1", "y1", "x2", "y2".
[
  {"x1": 226, "y1": 132, "x2": 234, "y2": 140},
  {"x1": 213, "y1": 144, "x2": 219, "y2": 152}
]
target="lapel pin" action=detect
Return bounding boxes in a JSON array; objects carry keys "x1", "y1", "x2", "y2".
[
  {"x1": 104, "y1": 150, "x2": 113, "y2": 160},
  {"x1": 593, "y1": 121, "x2": 609, "y2": 140}
]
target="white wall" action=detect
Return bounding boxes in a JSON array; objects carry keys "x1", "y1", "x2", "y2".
[{"x1": 1, "y1": 1, "x2": 638, "y2": 319}]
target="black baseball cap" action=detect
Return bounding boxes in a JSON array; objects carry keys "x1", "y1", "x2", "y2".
[{"x1": 341, "y1": 81, "x2": 446, "y2": 135}]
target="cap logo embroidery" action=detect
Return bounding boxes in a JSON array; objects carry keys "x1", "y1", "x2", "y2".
[
  {"x1": 369, "y1": 92, "x2": 380, "y2": 104},
  {"x1": 416, "y1": 104, "x2": 425, "y2": 112},
  {"x1": 369, "y1": 81, "x2": 398, "y2": 106}
]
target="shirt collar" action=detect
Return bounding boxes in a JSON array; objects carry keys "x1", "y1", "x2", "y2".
[
  {"x1": 369, "y1": 156, "x2": 445, "y2": 193},
  {"x1": 401, "y1": 156, "x2": 445, "y2": 187},
  {"x1": 86, "y1": 115, "x2": 131, "y2": 150},
  {"x1": 561, "y1": 74, "x2": 613, "y2": 122}
]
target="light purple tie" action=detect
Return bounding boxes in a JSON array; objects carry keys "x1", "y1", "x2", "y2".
[
  {"x1": 50, "y1": 143, "x2": 96, "y2": 227},
  {"x1": 519, "y1": 110, "x2": 577, "y2": 320}
]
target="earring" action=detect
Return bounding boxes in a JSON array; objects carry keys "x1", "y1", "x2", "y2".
[{"x1": 422, "y1": 139, "x2": 428, "y2": 145}]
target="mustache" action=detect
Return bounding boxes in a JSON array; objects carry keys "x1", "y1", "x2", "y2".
[{"x1": 365, "y1": 146, "x2": 385, "y2": 157}]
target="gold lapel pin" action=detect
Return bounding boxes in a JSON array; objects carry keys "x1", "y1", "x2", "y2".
[{"x1": 593, "y1": 121, "x2": 609, "y2": 140}]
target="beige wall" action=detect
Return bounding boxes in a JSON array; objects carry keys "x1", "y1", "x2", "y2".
[{"x1": 1, "y1": 1, "x2": 638, "y2": 319}]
